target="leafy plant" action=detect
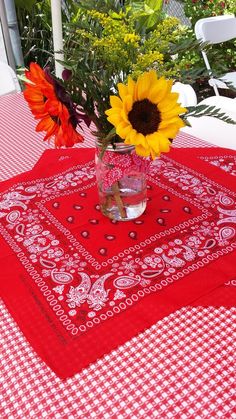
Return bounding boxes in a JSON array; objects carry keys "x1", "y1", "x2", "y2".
[
  {"x1": 15, "y1": 0, "x2": 35, "y2": 11},
  {"x1": 183, "y1": 0, "x2": 235, "y2": 27},
  {"x1": 126, "y1": 0, "x2": 164, "y2": 33},
  {"x1": 62, "y1": 4, "x2": 185, "y2": 136},
  {"x1": 22, "y1": 0, "x2": 235, "y2": 168},
  {"x1": 16, "y1": 0, "x2": 77, "y2": 67},
  {"x1": 184, "y1": 105, "x2": 236, "y2": 124}
]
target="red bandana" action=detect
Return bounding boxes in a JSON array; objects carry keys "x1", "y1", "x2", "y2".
[{"x1": 0, "y1": 147, "x2": 235, "y2": 378}]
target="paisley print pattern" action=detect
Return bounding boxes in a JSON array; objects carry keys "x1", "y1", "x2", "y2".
[
  {"x1": 200, "y1": 155, "x2": 236, "y2": 176},
  {"x1": 97, "y1": 150, "x2": 151, "y2": 189},
  {"x1": 0, "y1": 155, "x2": 236, "y2": 336}
]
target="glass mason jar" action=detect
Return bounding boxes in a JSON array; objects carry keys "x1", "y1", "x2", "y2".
[{"x1": 95, "y1": 141, "x2": 147, "y2": 221}]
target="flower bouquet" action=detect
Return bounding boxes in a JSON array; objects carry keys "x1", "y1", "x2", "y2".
[{"x1": 23, "y1": 3, "x2": 235, "y2": 221}]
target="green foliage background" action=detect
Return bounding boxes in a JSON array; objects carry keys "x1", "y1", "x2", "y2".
[
  {"x1": 61, "y1": 1, "x2": 187, "y2": 136},
  {"x1": 16, "y1": 0, "x2": 77, "y2": 66},
  {"x1": 16, "y1": 0, "x2": 236, "y2": 132},
  {"x1": 176, "y1": 0, "x2": 236, "y2": 98},
  {"x1": 183, "y1": 0, "x2": 235, "y2": 26}
]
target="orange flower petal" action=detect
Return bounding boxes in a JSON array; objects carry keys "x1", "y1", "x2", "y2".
[
  {"x1": 36, "y1": 116, "x2": 56, "y2": 133},
  {"x1": 45, "y1": 99, "x2": 61, "y2": 116}
]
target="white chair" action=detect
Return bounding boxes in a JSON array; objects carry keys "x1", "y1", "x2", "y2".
[
  {"x1": 182, "y1": 96, "x2": 236, "y2": 150},
  {"x1": 0, "y1": 61, "x2": 21, "y2": 96},
  {"x1": 194, "y1": 15, "x2": 236, "y2": 96},
  {"x1": 172, "y1": 82, "x2": 197, "y2": 107}
]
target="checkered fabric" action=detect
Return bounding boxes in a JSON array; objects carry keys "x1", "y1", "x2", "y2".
[
  {"x1": 1, "y1": 302, "x2": 235, "y2": 418},
  {"x1": 0, "y1": 93, "x2": 235, "y2": 418}
]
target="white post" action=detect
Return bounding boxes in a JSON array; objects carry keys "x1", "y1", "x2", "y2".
[
  {"x1": 0, "y1": 0, "x2": 15, "y2": 69},
  {"x1": 51, "y1": 0, "x2": 64, "y2": 78}
]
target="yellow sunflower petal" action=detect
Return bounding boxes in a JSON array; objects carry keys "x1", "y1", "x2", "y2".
[
  {"x1": 107, "y1": 114, "x2": 123, "y2": 126},
  {"x1": 148, "y1": 69, "x2": 158, "y2": 85},
  {"x1": 150, "y1": 150, "x2": 157, "y2": 160},
  {"x1": 120, "y1": 109, "x2": 130, "y2": 124},
  {"x1": 158, "y1": 92, "x2": 180, "y2": 111},
  {"x1": 136, "y1": 132, "x2": 147, "y2": 147},
  {"x1": 159, "y1": 117, "x2": 185, "y2": 129},
  {"x1": 159, "y1": 136, "x2": 171, "y2": 153},
  {"x1": 159, "y1": 122, "x2": 184, "y2": 139},
  {"x1": 135, "y1": 75, "x2": 146, "y2": 101},
  {"x1": 123, "y1": 94, "x2": 133, "y2": 114},
  {"x1": 161, "y1": 106, "x2": 187, "y2": 120},
  {"x1": 136, "y1": 71, "x2": 155, "y2": 101},
  {"x1": 127, "y1": 76, "x2": 136, "y2": 98},
  {"x1": 166, "y1": 79, "x2": 174, "y2": 93},
  {"x1": 135, "y1": 143, "x2": 151, "y2": 157},
  {"x1": 110, "y1": 95, "x2": 123, "y2": 109},
  {"x1": 147, "y1": 78, "x2": 169, "y2": 104},
  {"x1": 105, "y1": 108, "x2": 119, "y2": 116},
  {"x1": 147, "y1": 132, "x2": 171, "y2": 157},
  {"x1": 162, "y1": 125, "x2": 183, "y2": 137},
  {"x1": 125, "y1": 128, "x2": 138, "y2": 144},
  {"x1": 146, "y1": 133, "x2": 161, "y2": 154},
  {"x1": 116, "y1": 121, "x2": 132, "y2": 139},
  {"x1": 117, "y1": 83, "x2": 128, "y2": 100}
]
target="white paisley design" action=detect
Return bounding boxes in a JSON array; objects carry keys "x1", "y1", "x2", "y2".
[{"x1": 0, "y1": 156, "x2": 236, "y2": 335}]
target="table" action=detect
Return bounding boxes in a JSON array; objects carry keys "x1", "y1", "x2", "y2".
[{"x1": 0, "y1": 93, "x2": 235, "y2": 418}]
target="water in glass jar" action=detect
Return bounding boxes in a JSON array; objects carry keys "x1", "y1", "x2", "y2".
[{"x1": 99, "y1": 175, "x2": 147, "y2": 221}]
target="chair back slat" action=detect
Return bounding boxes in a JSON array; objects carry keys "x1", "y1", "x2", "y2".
[
  {"x1": 195, "y1": 15, "x2": 236, "y2": 44},
  {"x1": 194, "y1": 15, "x2": 236, "y2": 96}
]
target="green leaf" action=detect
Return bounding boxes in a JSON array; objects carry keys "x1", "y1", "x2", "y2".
[
  {"x1": 56, "y1": 60, "x2": 74, "y2": 70},
  {"x1": 144, "y1": 5, "x2": 154, "y2": 15},
  {"x1": 15, "y1": 0, "x2": 35, "y2": 11},
  {"x1": 146, "y1": 0, "x2": 163, "y2": 12},
  {"x1": 109, "y1": 11, "x2": 122, "y2": 19},
  {"x1": 185, "y1": 105, "x2": 236, "y2": 125}
]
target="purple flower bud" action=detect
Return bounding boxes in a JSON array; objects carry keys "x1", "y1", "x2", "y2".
[{"x1": 62, "y1": 69, "x2": 72, "y2": 81}]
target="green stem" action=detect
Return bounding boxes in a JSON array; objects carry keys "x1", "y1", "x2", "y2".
[{"x1": 111, "y1": 182, "x2": 126, "y2": 219}]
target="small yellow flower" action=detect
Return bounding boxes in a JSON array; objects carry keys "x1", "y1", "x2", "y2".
[
  {"x1": 124, "y1": 33, "x2": 140, "y2": 44},
  {"x1": 105, "y1": 70, "x2": 187, "y2": 159}
]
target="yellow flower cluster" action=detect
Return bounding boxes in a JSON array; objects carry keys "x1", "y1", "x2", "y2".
[
  {"x1": 75, "y1": 29, "x2": 94, "y2": 41},
  {"x1": 77, "y1": 9, "x2": 140, "y2": 72},
  {"x1": 123, "y1": 33, "x2": 140, "y2": 45},
  {"x1": 132, "y1": 51, "x2": 164, "y2": 78},
  {"x1": 72, "y1": 9, "x2": 184, "y2": 84},
  {"x1": 87, "y1": 10, "x2": 111, "y2": 27},
  {"x1": 144, "y1": 17, "x2": 181, "y2": 53},
  {"x1": 93, "y1": 37, "x2": 129, "y2": 65}
]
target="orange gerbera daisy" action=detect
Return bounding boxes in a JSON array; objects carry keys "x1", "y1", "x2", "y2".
[{"x1": 24, "y1": 63, "x2": 84, "y2": 147}]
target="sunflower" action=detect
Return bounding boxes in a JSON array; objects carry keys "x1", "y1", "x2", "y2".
[
  {"x1": 105, "y1": 70, "x2": 187, "y2": 159},
  {"x1": 24, "y1": 63, "x2": 84, "y2": 147}
]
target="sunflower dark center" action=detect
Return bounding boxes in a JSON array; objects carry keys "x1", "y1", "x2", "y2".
[{"x1": 128, "y1": 99, "x2": 161, "y2": 135}]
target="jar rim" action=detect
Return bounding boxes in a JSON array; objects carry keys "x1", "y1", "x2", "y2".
[{"x1": 96, "y1": 140, "x2": 135, "y2": 153}]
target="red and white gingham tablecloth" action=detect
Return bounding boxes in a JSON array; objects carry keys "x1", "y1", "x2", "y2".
[{"x1": 0, "y1": 93, "x2": 235, "y2": 418}]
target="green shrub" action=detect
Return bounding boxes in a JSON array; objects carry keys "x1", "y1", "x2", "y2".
[
  {"x1": 62, "y1": 4, "x2": 186, "y2": 136},
  {"x1": 16, "y1": 0, "x2": 76, "y2": 67},
  {"x1": 183, "y1": 0, "x2": 235, "y2": 27},
  {"x1": 175, "y1": 0, "x2": 236, "y2": 98}
]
